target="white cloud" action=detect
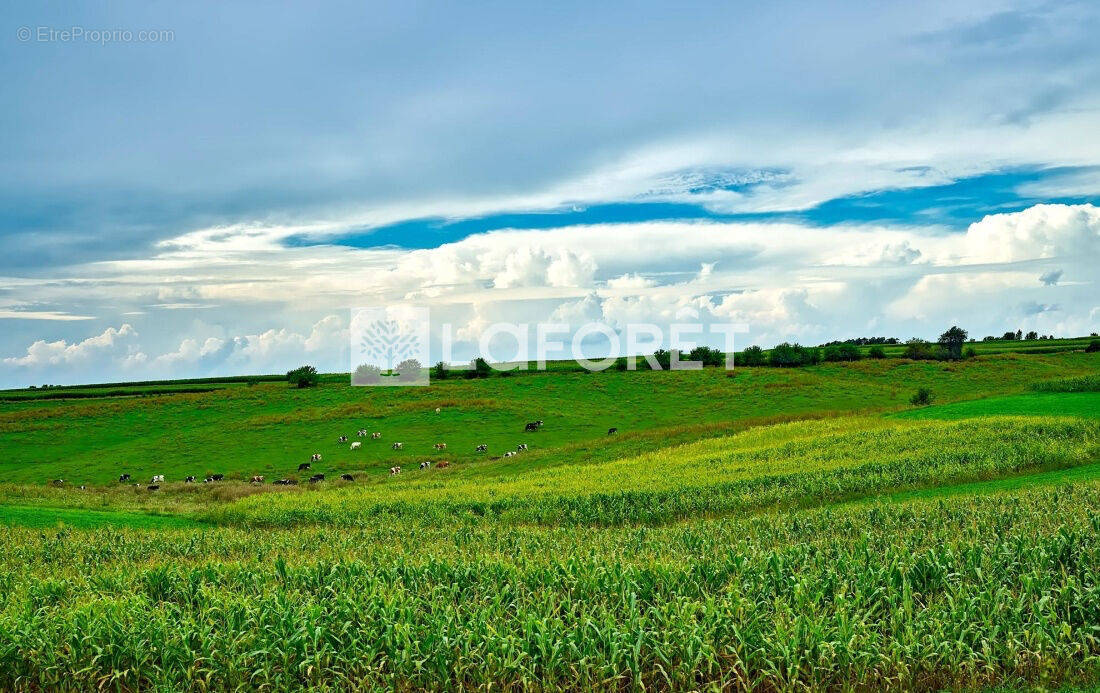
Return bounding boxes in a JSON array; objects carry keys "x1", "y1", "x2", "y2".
[{"x1": 3, "y1": 324, "x2": 139, "y2": 368}]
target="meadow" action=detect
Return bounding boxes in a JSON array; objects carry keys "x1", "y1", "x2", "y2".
[{"x1": 1, "y1": 347, "x2": 1099, "y2": 690}]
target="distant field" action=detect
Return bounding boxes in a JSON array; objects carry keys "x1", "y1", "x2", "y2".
[{"x1": 1, "y1": 351, "x2": 1097, "y2": 486}]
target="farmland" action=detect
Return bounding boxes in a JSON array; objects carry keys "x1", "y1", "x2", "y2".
[{"x1": 0, "y1": 348, "x2": 1099, "y2": 690}]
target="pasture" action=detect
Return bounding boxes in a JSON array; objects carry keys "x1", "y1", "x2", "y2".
[{"x1": 0, "y1": 348, "x2": 1099, "y2": 690}]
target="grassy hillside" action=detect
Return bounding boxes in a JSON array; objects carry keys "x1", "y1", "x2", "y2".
[
  {"x1": 1, "y1": 351, "x2": 1096, "y2": 486},
  {"x1": 1, "y1": 350, "x2": 1100, "y2": 690}
]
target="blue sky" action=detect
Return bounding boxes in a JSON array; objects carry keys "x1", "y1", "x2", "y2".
[{"x1": 1, "y1": 1, "x2": 1099, "y2": 386}]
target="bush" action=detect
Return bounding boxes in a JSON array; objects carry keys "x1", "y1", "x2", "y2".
[
  {"x1": 687, "y1": 345, "x2": 725, "y2": 367},
  {"x1": 867, "y1": 345, "x2": 886, "y2": 359},
  {"x1": 963, "y1": 346, "x2": 977, "y2": 359},
  {"x1": 768, "y1": 343, "x2": 820, "y2": 367},
  {"x1": 286, "y1": 365, "x2": 320, "y2": 388},
  {"x1": 394, "y1": 359, "x2": 423, "y2": 383},
  {"x1": 1086, "y1": 340, "x2": 1100, "y2": 353},
  {"x1": 822, "y1": 344, "x2": 862, "y2": 362},
  {"x1": 903, "y1": 339, "x2": 944, "y2": 361},
  {"x1": 352, "y1": 364, "x2": 382, "y2": 385},
  {"x1": 464, "y1": 357, "x2": 492, "y2": 379},
  {"x1": 433, "y1": 362, "x2": 448, "y2": 380},
  {"x1": 614, "y1": 357, "x2": 629, "y2": 371},
  {"x1": 737, "y1": 345, "x2": 767, "y2": 367},
  {"x1": 910, "y1": 387, "x2": 933, "y2": 406}
]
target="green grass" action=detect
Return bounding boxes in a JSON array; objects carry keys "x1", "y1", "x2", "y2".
[
  {"x1": 0, "y1": 504, "x2": 203, "y2": 530},
  {"x1": 1, "y1": 351, "x2": 1097, "y2": 486},
  {"x1": 1, "y1": 350, "x2": 1099, "y2": 689},
  {"x1": 896, "y1": 391, "x2": 1100, "y2": 420}
]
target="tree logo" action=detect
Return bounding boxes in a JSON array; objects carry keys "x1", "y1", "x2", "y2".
[{"x1": 349, "y1": 307, "x2": 429, "y2": 386}]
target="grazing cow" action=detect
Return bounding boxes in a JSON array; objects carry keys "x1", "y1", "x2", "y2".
[
  {"x1": 419, "y1": 461, "x2": 430, "y2": 470},
  {"x1": 371, "y1": 432, "x2": 382, "y2": 440},
  {"x1": 185, "y1": 475, "x2": 196, "y2": 483},
  {"x1": 476, "y1": 444, "x2": 488, "y2": 452},
  {"x1": 150, "y1": 475, "x2": 165, "y2": 484},
  {"x1": 436, "y1": 460, "x2": 450, "y2": 469},
  {"x1": 607, "y1": 427, "x2": 618, "y2": 435},
  {"x1": 250, "y1": 475, "x2": 264, "y2": 484},
  {"x1": 357, "y1": 429, "x2": 367, "y2": 437},
  {"x1": 340, "y1": 473, "x2": 354, "y2": 481},
  {"x1": 118, "y1": 473, "x2": 131, "y2": 483},
  {"x1": 517, "y1": 443, "x2": 528, "y2": 452},
  {"x1": 524, "y1": 422, "x2": 539, "y2": 432},
  {"x1": 272, "y1": 478, "x2": 296, "y2": 485},
  {"x1": 338, "y1": 435, "x2": 348, "y2": 443},
  {"x1": 389, "y1": 466, "x2": 402, "y2": 475},
  {"x1": 309, "y1": 473, "x2": 325, "y2": 483},
  {"x1": 350, "y1": 441, "x2": 362, "y2": 450},
  {"x1": 504, "y1": 451, "x2": 517, "y2": 458},
  {"x1": 203, "y1": 476, "x2": 213, "y2": 483},
  {"x1": 78, "y1": 485, "x2": 86, "y2": 490},
  {"x1": 298, "y1": 462, "x2": 312, "y2": 472},
  {"x1": 147, "y1": 485, "x2": 160, "y2": 491},
  {"x1": 392, "y1": 442, "x2": 404, "y2": 450},
  {"x1": 433, "y1": 443, "x2": 447, "y2": 450},
  {"x1": 211, "y1": 474, "x2": 224, "y2": 481},
  {"x1": 311, "y1": 453, "x2": 322, "y2": 462}
]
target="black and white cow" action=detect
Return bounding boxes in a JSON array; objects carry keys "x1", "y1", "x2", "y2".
[
  {"x1": 340, "y1": 473, "x2": 354, "y2": 481},
  {"x1": 475, "y1": 444, "x2": 488, "y2": 452},
  {"x1": 298, "y1": 462, "x2": 312, "y2": 472},
  {"x1": 118, "y1": 473, "x2": 131, "y2": 483}
]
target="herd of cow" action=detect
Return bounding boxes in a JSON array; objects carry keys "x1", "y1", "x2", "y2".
[{"x1": 91, "y1": 418, "x2": 581, "y2": 491}]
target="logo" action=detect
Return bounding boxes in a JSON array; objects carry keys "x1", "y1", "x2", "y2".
[{"x1": 349, "y1": 306, "x2": 430, "y2": 386}]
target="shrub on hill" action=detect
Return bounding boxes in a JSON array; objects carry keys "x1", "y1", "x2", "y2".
[
  {"x1": 903, "y1": 339, "x2": 944, "y2": 361},
  {"x1": 822, "y1": 344, "x2": 862, "y2": 362},
  {"x1": 352, "y1": 364, "x2": 381, "y2": 385},
  {"x1": 867, "y1": 345, "x2": 886, "y2": 359},
  {"x1": 286, "y1": 365, "x2": 320, "y2": 388},
  {"x1": 738, "y1": 345, "x2": 767, "y2": 366},
  {"x1": 1086, "y1": 340, "x2": 1100, "y2": 353},
  {"x1": 768, "y1": 343, "x2": 820, "y2": 367},
  {"x1": 688, "y1": 345, "x2": 725, "y2": 367},
  {"x1": 433, "y1": 361, "x2": 448, "y2": 380},
  {"x1": 910, "y1": 387, "x2": 933, "y2": 406},
  {"x1": 464, "y1": 357, "x2": 492, "y2": 379}
]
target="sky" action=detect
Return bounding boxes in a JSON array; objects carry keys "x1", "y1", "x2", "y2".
[{"x1": 1, "y1": 0, "x2": 1099, "y2": 387}]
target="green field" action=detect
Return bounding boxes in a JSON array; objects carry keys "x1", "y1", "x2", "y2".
[{"x1": 1, "y1": 349, "x2": 1100, "y2": 690}]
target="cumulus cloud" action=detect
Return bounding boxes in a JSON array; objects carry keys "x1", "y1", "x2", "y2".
[
  {"x1": 3, "y1": 324, "x2": 140, "y2": 368},
  {"x1": 958, "y1": 204, "x2": 1100, "y2": 264}
]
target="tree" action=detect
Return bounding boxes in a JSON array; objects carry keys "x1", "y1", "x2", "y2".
[
  {"x1": 867, "y1": 345, "x2": 886, "y2": 359},
  {"x1": 1025, "y1": 331, "x2": 1038, "y2": 340},
  {"x1": 1016, "y1": 329, "x2": 1023, "y2": 340},
  {"x1": 352, "y1": 363, "x2": 381, "y2": 385},
  {"x1": 464, "y1": 357, "x2": 492, "y2": 379},
  {"x1": 287, "y1": 365, "x2": 320, "y2": 388},
  {"x1": 903, "y1": 338, "x2": 936, "y2": 360},
  {"x1": 937, "y1": 326, "x2": 968, "y2": 360},
  {"x1": 768, "y1": 343, "x2": 819, "y2": 367},
  {"x1": 823, "y1": 344, "x2": 862, "y2": 362},
  {"x1": 394, "y1": 358, "x2": 423, "y2": 383},
  {"x1": 688, "y1": 345, "x2": 725, "y2": 367},
  {"x1": 738, "y1": 345, "x2": 767, "y2": 367},
  {"x1": 433, "y1": 361, "x2": 448, "y2": 380}
]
